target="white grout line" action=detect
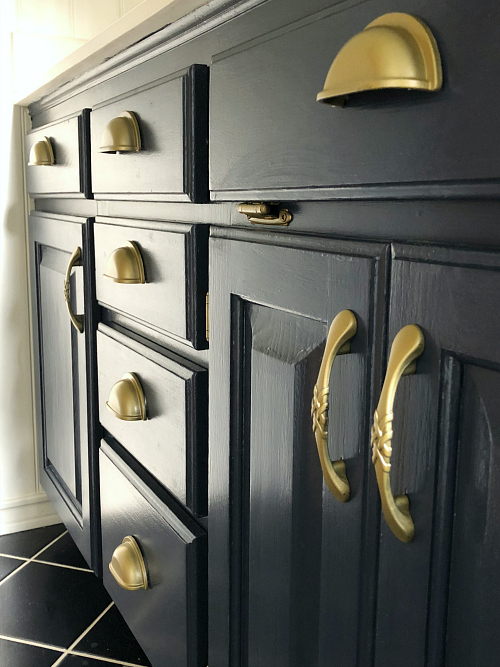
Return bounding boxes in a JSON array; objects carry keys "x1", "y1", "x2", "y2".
[
  {"x1": 0, "y1": 554, "x2": 29, "y2": 561},
  {"x1": 0, "y1": 530, "x2": 68, "y2": 587},
  {"x1": 33, "y1": 559, "x2": 93, "y2": 573},
  {"x1": 66, "y1": 648, "x2": 148, "y2": 666},
  {"x1": 0, "y1": 633, "x2": 65, "y2": 653},
  {"x1": 50, "y1": 601, "x2": 115, "y2": 667}
]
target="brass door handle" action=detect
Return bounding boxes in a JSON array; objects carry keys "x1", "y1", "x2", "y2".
[
  {"x1": 371, "y1": 325, "x2": 424, "y2": 542},
  {"x1": 109, "y1": 536, "x2": 148, "y2": 590},
  {"x1": 63, "y1": 246, "x2": 84, "y2": 333},
  {"x1": 311, "y1": 310, "x2": 357, "y2": 502},
  {"x1": 237, "y1": 203, "x2": 292, "y2": 226},
  {"x1": 106, "y1": 372, "x2": 147, "y2": 421}
]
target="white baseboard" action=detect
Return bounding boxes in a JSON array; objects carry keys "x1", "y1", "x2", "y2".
[{"x1": 0, "y1": 492, "x2": 61, "y2": 535}]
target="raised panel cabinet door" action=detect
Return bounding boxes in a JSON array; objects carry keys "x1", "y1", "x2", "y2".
[
  {"x1": 209, "y1": 229, "x2": 388, "y2": 667},
  {"x1": 28, "y1": 212, "x2": 95, "y2": 568},
  {"x1": 374, "y1": 244, "x2": 500, "y2": 667}
]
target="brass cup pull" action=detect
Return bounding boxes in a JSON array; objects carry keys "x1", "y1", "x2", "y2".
[
  {"x1": 371, "y1": 324, "x2": 425, "y2": 542},
  {"x1": 103, "y1": 241, "x2": 145, "y2": 284},
  {"x1": 237, "y1": 202, "x2": 292, "y2": 226},
  {"x1": 63, "y1": 246, "x2": 84, "y2": 334},
  {"x1": 28, "y1": 136, "x2": 55, "y2": 166},
  {"x1": 317, "y1": 13, "x2": 442, "y2": 107},
  {"x1": 312, "y1": 310, "x2": 357, "y2": 502},
  {"x1": 99, "y1": 111, "x2": 141, "y2": 153},
  {"x1": 109, "y1": 536, "x2": 148, "y2": 591},
  {"x1": 106, "y1": 372, "x2": 147, "y2": 421}
]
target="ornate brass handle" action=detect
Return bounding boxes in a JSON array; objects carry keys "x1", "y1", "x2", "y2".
[
  {"x1": 63, "y1": 246, "x2": 84, "y2": 333},
  {"x1": 371, "y1": 325, "x2": 424, "y2": 542},
  {"x1": 109, "y1": 536, "x2": 148, "y2": 591},
  {"x1": 311, "y1": 310, "x2": 357, "y2": 502},
  {"x1": 106, "y1": 373, "x2": 147, "y2": 421}
]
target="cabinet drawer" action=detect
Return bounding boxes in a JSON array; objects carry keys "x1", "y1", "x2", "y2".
[
  {"x1": 94, "y1": 218, "x2": 208, "y2": 349},
  {"x1": 97, "y1": 325, "x2": 207, "y2": 515},
  {"x1": 100, "y1": 441, "x2": 207, "y2": 667},
  {"x1": 210, "y1": 0, "x2": 500, "y2": 201},
  {"x1": 91, "y1": 65, "x2": 208, "y2": 202},
  {"x1": 25, "y1": 111, "x2": 91, "y2": 198}
]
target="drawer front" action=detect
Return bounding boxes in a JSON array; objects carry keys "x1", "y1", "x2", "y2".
[
  {"x1": 210, "y1": 0, "x2": 500, "y2": 200},
  {"x1": 94, "y1": 218, "x2": 208, "y2": 349},
  {"x1": 97, "y1": 325, "x2": 208, "y2": 514},
  {"x1": 100, "y1": 442, "x2": 207, "y2": 667},
  {"x1": 25, "y1": 111, "x2": 91, "y2": 198},
  {"x1": 91, "y1": 65, "x2": 208, "y2": 202}
]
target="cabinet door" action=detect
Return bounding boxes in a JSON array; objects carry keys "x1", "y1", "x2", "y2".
[
  {"x1": 375, "y1": 244, "x2": 500, "y2": 667},
  {"x1": 29, "y1": 212, "x2": 95, "y2": 568},
  {"x1": 209, "y1": 229, "x2": 387, "y2": 667}
]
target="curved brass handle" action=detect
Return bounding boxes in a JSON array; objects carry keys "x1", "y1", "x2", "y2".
[
  {"x1": 311, "y1": 310, "x2": 357, "y2": 502},
  {"x1": 99, "y1": 111, "x2": 141, "y2": 153},
  {"x1": 109, "y1": 536, "x2": 148, "y2": 591},
  {"x1": 63, "y1": 247, "x2": 84, "y2": 333},
  {"x1": 106, "y1": 372, "x2": 147, "y2": 421},
  {"x1": 28, "y1": 136, "x2": 55, "y2": 166},
  {"x1": 103, "y1": 241, "x2": 145, "y2": 284},
  {"x1": 237, "y1": 203, "x2": 292, "y2": 226},
  {"x1": 371, "y1": 325, "x2": 425, "y2": 542}
]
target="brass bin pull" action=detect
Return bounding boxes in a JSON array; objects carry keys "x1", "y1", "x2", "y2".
[
  {"x1": 109, "y1": 536, "x2": 148, "y2": 591},
  {"x1": 63, "y1": 246, "x2": 84, "y2": 334},
  {"x1": 237, "y1": 203, "x2": 292, "y2": 226},
  {"x1": 103, "y1": 241, "x2": 145, "y2": 284},
  {"x1": 311, "y1": 310, "x2": 357, "y2": 502},
  {"x1": 371, "y1": 324, "x2": 425, "y2": 542},
  {"x1": 106, "y1": 372, "x2": 147, "y2": 422},
  {"x1": 28, "y1": 136, "x2": 55, "y2": 166},
  {"x1": 99, "y1": 111, "x2": 141, "y2": 153}
]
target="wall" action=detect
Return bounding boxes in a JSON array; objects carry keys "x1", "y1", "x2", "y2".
[{"x1": 12, "y1": 0, "x2": 144, "y2": 99}]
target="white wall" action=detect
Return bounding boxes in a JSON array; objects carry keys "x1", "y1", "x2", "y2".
[{"x1": 12, "y1": 0, "x2": 144, "y2": 98}]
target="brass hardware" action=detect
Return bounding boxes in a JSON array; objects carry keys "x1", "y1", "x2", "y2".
[
  {"x1": 63, "y1": 247, "x2": 84, "y2": 334},
  {"x1": 106, "y1": 372, "x2": 147, "y2": 421},
  {"x1": 109, "y1": 536, "x2": 148, "y2": 591},
  {"x1": 237, "y1": 203, "x2": 292, "y2": 226},
  {"x1": 103, "y1": 241, "x2": 146, "y2": 284},
  {"x1": 317, "y1": 13, "x2": 442, "y2": 106},
  {"x1": 99, "y1": 111, "x2": 141, "y2": 153},
  {"x1": 371, "y1": 324, "x2": 424, "y2": 542},
  {"x1": 206, "y1": 292, "x2": 209, "y2": 342},
  {"x1": 311, "y1": 310, "x2": 357, "y2": 502},
  {"x1": 28, "y1": 136, "x2": 55, "y2": 166}
]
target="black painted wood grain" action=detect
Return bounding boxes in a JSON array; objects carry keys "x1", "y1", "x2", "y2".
[
  {"x1": 375, "y1": 243, "x2": 500, "y2": 667},
  {"x1": 94, "y1": 217, "x2": 208, "y2": 349},
  {"x1": 28, "y1": 212, "x2": 94, "y2": 566},
  {"x1": 208, "y1": 229, "x2": 388, "y2": 667},
  {"x1": 91, "y1": 66, "x2": 208, "y2": 203},
  {"x1": 97, "y1": 324, "x2": 207, "y2": 515},
  {"x1": 100, "y1": 441, "x2": 207, "y2": 667},
  {"x1": 26, "y1": 112, "x2": 90, "y2": 198}
]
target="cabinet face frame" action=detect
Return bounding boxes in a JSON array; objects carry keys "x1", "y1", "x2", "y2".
[
  {"x1": 28, "y1": 211, "x2": 98, "y2": 570},
  {"x1": 208, "y1": 228, "x2": 388, "y2": 667}
]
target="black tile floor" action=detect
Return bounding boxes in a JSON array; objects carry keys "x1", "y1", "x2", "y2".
[{"x1": 0, "y1": 524, "x2": 151, "y2": 667}]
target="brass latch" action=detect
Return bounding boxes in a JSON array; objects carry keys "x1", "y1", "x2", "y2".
[
  {"x1": 206, "y1": 292, "x2": 209, "y2": 342},
  {"x1": 237, "y1": 203, "x2": 292, "y2": 226}
]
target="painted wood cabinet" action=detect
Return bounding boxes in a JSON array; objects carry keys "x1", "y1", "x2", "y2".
[{"x1": 25, "y1": 0, "x2": 500, "y2": 665}]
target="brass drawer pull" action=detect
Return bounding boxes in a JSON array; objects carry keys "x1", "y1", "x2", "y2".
[
  {"x1": 99, "y1": 111, "x2": 141, "y2": 153},
  {"x1": 28, "y1": 136, "x2": 55, "y2": 166},
  {"x1": 237, "y1": 203, "x2": 292, "y2": 226},
  {"x1": 312, "y1": 310, "x2": 357, "y2": 502},
  {"x1": 106, "y1": 372, "x2": 147, "y2": 421},
  {"x1": 317, "y1": 13, "x2": 442, "y2": 107},
  {"x1": 109, "y1": 536, "x2": 149, "y2": 591},
  {"x1": 371, "y1": 324, "x2": 424, "y2": 542},
  {"x1": 103, "y1": 241, "x2": 145, "y2": 284},
  {"x1": 63, "y1": 246, "x2": 84, "y2": 333}
]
